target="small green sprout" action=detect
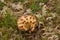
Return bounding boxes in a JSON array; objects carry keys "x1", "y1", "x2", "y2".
[{"x1": 29, "y1": 2, "x2": 41, "y2": 12}]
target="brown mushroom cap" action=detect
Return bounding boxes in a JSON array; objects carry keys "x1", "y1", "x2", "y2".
[{"x1": 17, "y1": 14, "x2": 38, "y2": 32}]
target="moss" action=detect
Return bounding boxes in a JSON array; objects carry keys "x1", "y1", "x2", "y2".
[{"x1": 0, "y1": 1, "x2": 5, "y2": 10}]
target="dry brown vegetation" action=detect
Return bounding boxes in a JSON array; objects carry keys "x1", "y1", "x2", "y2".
[{"x1": 0, "y1": 0, "x2": 60, "y2": 40}]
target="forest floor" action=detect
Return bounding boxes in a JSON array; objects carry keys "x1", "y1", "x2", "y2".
[{"x1": 0, "y1": 0, "x2": 60, "y2": 40}]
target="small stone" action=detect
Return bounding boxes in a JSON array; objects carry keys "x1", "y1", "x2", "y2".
[
  {"x1": 39, "y1": 3, "x2": 44, "y2": 6},
  {"x1": 42, "y1": 5, "x2": 47, "y2": 14},
  {"x1": 0, "y1": 0, "x2": 4, "y2": 2}
]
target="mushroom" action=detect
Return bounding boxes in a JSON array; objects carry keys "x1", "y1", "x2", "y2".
[{"x1": 17, "y1": 14, "x2": 38, "y2": 32}]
